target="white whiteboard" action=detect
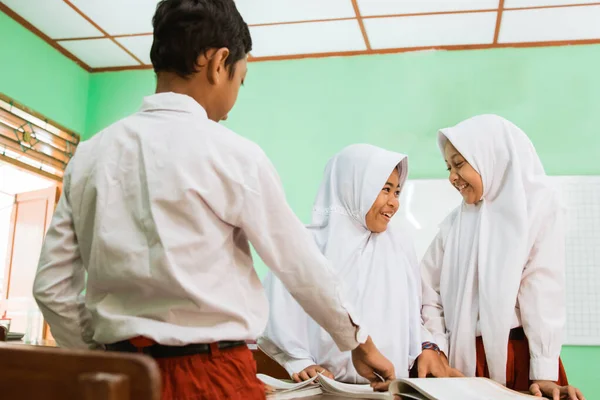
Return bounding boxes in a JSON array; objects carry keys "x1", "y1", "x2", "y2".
[{"x1": 393, "y1": 176, "x2": 600, "y2": 346}]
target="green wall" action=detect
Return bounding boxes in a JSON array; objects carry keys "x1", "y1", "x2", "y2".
[
  {"x1": 86, "y1": 45, "x2": 600, "y2": 218},
  {"x1": 85, "y1": 70, "x2": 155, "y2": 137},
  {"x1": 0, "y1": 11, "x2": 88, "y2": 133},
  {"x1": 84, "y1": 45, "x2": 600, "y2": 397},
  {"x1": 1, "y1": 8, "x2": 598, "y2": 394}
]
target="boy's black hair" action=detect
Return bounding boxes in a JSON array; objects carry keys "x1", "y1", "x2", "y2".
[{"x1": 150, "y1": 0, "x2": 252, "y2": 78}]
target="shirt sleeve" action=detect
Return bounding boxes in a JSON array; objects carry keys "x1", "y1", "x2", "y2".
[
  {"x1": 258, "y1": 335, "x2": 315, "y2": 378},
  {"x1": 399, "y1": 231, "x2": 434, "y2": 347},
  {"x1": 271, "y1": 349, "x2": 316, "y2": 377},
  {"x1": 420, "y1": 324, "x2": 434, "y2": 344},
  {"x1": 518, "y1": 209, "x2": 566, "y2": 381},
  {"x1": 32, "y1": 164, "x2": 99, "y2": 349},
  {"x1": 421, "y1": 230, "x2": 449, "y2": 355},
  {"x1": 239, "y1": 153, "x2": 365, "y2": 352}
]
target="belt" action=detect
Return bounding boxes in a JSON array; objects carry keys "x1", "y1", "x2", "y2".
[
  {"x1": 105, "y1": 339, "x2": 246, "y2": 359},
  {"x1": 509, "y1": 327, "x2": 526, "y2": 341}
]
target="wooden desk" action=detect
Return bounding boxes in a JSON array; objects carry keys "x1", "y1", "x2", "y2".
[{"x1": 251, "y1": 346, "x2": 289, "y2": 379}]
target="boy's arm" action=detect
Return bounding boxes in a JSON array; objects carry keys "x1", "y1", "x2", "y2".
[
  {"x1": 239, "y1": 153, "x2": 365, "y2": 351},
  {"x1": 33, "y1": 165, "x2": 99, "y2": 349}
]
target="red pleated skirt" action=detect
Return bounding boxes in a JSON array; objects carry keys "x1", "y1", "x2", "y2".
[{"x1": 475, "y1": 328, "x2": 569, "y2": 392}]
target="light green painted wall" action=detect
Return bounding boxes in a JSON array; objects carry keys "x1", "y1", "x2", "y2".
[
  {"x1": 85, "y1": 70, "x2": 155, "y2": 138},
  {"x1": 0, "y1": 11, "x2": 88, "y2": 133},
  {"x1": 86, "y1": 45, "x2": 600, "y2": 216},
  {"x1": 85, "y1": 45, "x2": 600, "y2": 397},
  {"x1": 229, "y1": 45, "x2": 600, "y2": 220}
]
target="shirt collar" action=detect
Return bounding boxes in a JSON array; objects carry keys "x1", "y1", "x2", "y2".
[{"x1": 139, "y1": 92, "x2": 208, "y2": 119}]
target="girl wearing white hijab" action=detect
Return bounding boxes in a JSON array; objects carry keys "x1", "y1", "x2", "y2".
[
  {"x1": 421, "y1": 115, "x2": 584, "y2": 400},
  {"x1": 259, "y1": 144, "x2": 460, "y2": 386}
]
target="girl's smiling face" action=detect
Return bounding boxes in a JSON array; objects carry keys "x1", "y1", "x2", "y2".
[{"x1": 444, "y1": 140, "x2": 483, "y2": 204}]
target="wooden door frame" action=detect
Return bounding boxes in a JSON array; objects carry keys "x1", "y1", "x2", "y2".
[
  {"x1": 2, "y1": 185, "x2": 60, "y2": 342},
  {"x1": 3, "y1": 186, "x2": 59, "y2": 300}
]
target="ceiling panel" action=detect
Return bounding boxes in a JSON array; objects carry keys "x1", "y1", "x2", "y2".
[
  {"x1": 249, "y1": 20, "x2": 366, "y2": 57},
  {"x1": 504, "y1": 0, "x2": 600, "y2": 8},
  {"x1": 116, "y1": 35, "x2": 153, "y2": 65},
  {"x1": 59, "y1": 38, "x2": 140, "y2": 68},
  {"x1": 499, "y1": 5, "x2": 600, "y2": 42},
  {"x1": 2, "y1": 0, "x2": 600, "y2": 71},
  {"x1": 358, "y1": 0, "x2": 500, "y2": 16},
  {"x1": 235, "y1": 0, "x2": 355, "y2": 25},
  {"x1": 69, "y1": 0, "x2": 160, "y2": 35},
  {"x1": 366, "y1": 12, "x2": 497, "y2": 49},
  {"x1": 2, "y1": 0, "x2": 102, "y2": 39}
]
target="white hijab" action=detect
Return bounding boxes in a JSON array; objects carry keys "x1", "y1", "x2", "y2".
[
  {"x1": 437, "y1": 115, "x2": 560, "y2": 384},
  {"x1": 261, "y1": 144, "x2": 422, "y2": 382}
]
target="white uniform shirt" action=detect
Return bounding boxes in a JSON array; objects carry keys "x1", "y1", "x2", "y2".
[
  {"x1": 33, "y1": 93, "x2": 365, "y2": 351},
  {"x1": 421, "y1": 208, "x2": 563, "y2": 381}
]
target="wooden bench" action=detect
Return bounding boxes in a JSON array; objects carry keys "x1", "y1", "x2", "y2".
[{"x1": 0, "y1": 343, "x2": 160, "y2": 400}]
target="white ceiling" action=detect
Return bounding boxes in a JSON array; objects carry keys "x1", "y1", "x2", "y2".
[
  {"x1": 358, "y1": 0, "x2": 501, "y2": 16},
  {"x1": 2, "y1": 0, "x2": 103, "y2": 39},
  {"x1": 59, "y1": 38, "x2": 141, "y2": 68},
  {"x1": 236, "y1": 0, "x2": 356, "y2": 25},
  {"x1": 115, "y1": 35, "x2": 154, "y2": 65},
  {"x1": 250, "y1": 19, "x2": 367, "y2": 57},
  {"x1": 504, "y1": 0, "x2": 599, "y2": 7},
  {"x1": 500, "y1": 5, "x2": 600, "y2": 42},
  {"x1": 1, "y1": 0, "x2": 599, "y2": 71},
  {"x1": 365, "y1": 11, "x2": 498, "y2": 49}
]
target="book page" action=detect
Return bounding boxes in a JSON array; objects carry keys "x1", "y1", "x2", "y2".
[
  {"x1": 318, "y1": 374, "x2": 389, "y2": 399},
  {"x1": 391, "y1": 378, "x2": 539, "y2": 400},
  {"x1": 398, "y1": 393, "x2": 428, "y2": 400},
  {"x1": 266, "y1": 386, "x2": 323, "y2": 399}
]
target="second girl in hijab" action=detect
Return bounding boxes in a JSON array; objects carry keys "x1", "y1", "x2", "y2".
[{"x1": 422, "y1": 115, "x2": 584, "y2": 400}]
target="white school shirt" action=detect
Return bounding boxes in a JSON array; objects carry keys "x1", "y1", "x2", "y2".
[
  {"x1": 33, "y1": 92, "x2": 366, "y2": 351},
  {"x1": 421, "y1": 206, "x2": 525, "y2": 354},
  {"x1": 421, "y1": 207, "x2": 561, "y2": 380}
]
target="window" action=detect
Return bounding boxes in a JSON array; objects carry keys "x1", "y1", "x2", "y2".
[{"x1": 0, "y1": 93, "x2": 80, "y2": 181}]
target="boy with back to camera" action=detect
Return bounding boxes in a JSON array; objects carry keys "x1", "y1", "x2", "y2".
[{"x1": 33, "y1": 1, "x2": 396, "y2": 399}]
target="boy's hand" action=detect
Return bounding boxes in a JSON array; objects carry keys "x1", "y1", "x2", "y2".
[{"x1": 351, "y1": 336, "x2": 396, "y2": 392}]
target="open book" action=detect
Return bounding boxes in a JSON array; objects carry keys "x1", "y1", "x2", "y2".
[
  {"x1": 257, "y1": 373, "x2": 389, "y2": 399},
  {"x1": 390, "y1": 378, "x2": 539, "y2": 400},
  {"x1": 258, "y1": 374, "x2": 541, "y2": 400}
]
